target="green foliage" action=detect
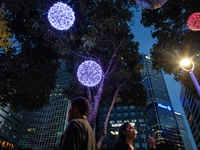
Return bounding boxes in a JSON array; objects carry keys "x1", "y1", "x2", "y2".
[
  {"x1": 0, "y1": 1, "x2": 60, "y2": 112},
  {"x1": 0, "y1": 4, "x2": 13, "y2": 52},
  {"x1": 61, "y1": 0, "x2": 147, "y2": 108},
  {"x1": 141, "y1": 0, "x2": 200, "y2": 100}
]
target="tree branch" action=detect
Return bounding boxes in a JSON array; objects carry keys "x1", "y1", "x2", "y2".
[{"x1": 96, "y1": 80, "x2": 127, "y2": 149}]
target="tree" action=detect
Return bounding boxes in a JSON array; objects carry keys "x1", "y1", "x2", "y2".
[
  {"x1": 2, "y1": 0, "x2": 147, "y2": 149},
  {"x1": 0, "y1": 4, "x2": 13, "y2": 52},
  {"x1": 0, "y1": 1, "x2": 60, "y2": 112},
  {"x1": 44, "y1": 1, "x2": 147, "y2": 148},
  {"x1": 140, "y1": 0, "x2": 200, "y2": 100}
]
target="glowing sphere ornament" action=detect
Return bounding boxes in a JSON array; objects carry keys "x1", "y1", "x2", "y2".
[
  {"x1": 135, "y1": 0, "x2": 167, "y2": 10},
  {"x1": 77, "y1": 60, "x2": 103, "y2": 87},
  {"x1": 47, "y1": 2, "x2": 75, "y2": 30},
  {"x1": 187, "y1": 12, "x2": 200, "y2": 31}
]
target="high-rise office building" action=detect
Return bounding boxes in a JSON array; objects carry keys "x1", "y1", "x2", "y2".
[
  {"x1": 96, "y1": 105, "x2": 151, "y2": 150},
  {"x1": 96, "y1": 55, "x2": 185, "y2": 150},
  {"x1": 174, "y1": 111, "x2": 195, "y2": 150},
  {"x1": 17, "y1": 60, "x2": 71, "y2": 150},
  {"x1": 140, "y1": 55, "x2": 184, "y2": 149},
  {"x1": 180, "y1": 86, "x2": 200, "y2": 149},
  {"x1": 0, "y1": 107, "x2": 27, "y2": 149}
]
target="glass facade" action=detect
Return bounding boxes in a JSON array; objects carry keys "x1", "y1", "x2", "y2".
[
  {"x1": 180, "y1": 86, "x2": 199, "y2": 149},
  {"x1": 174, "y1": 111, "x2": 195, "y2": 150},
  {"x1": 17, "y1": 60, "x2": 70, "y2": 150},
  {"x1": 96, "y1": 55, "x2": 185, "y2": 150},
  {"x1": 0, "y1": 107, "x2": 27, "y2": 149},
  {"x1": 96, "y1": 106, "x2": 151, "y2": 150},
  {"x1": 140, "y1": 55, "x2": 184, "y2": 149}
]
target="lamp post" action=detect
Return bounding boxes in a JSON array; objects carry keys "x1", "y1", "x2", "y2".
[{"x1": 180, "y1": 59, "x2": 200, "y2": 97}]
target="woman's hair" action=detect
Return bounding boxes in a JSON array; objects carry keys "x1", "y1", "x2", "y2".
[
  {"x1": 118, "y1": 122, "x2": 130, "y2": 140},
  {"x1": 118, "y1": 122, "x2": 136, "y2": 149}
]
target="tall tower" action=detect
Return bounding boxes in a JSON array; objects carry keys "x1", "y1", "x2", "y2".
[
  {"x1": 0, "y1": 107, "x2": 27, "y2": 149},
  {"x1": 180, "y1": 86, "x2": 199, "y2": 149},
  {"x1": 17, "y1": 60, "x2": 70, "y2": 150},
  {"x1": 174, "y1": 111, "x2": 196, "y2": 150},
  {"x1": 139, "y1": 54, "x2": 184, "y2": 149}
]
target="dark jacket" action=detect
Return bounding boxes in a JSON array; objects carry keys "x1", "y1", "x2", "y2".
[
  {"x1": 57, "y1": 118, "x2": 95, "y2": 150},
  {"x1": 113, "y1": 139, "x2": 156, "y2": 150}
]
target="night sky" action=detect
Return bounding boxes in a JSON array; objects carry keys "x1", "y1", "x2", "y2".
[{"x1": 130, "y1": 8, "x2": 197, "y2": 149}]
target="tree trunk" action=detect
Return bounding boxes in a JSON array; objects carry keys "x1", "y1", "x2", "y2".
[
  {"x1": 87, "y1": 87, "x2": 93, "y2": 122},
  {"x1": 96, "y1": 81, "x2": 127, "y2": 149},
  {"x1": 89, "y1": 77, "x2": 104, "y2": 128},
  {"x1": 96, "y1": 95, "x2": 116, "y2": 149}
]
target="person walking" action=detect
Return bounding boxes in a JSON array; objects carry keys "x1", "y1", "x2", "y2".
[
  {"x1": 112, "y1": 122, "x2": 156, "y2": 150},
  {"x1": 57, "y1": 97, "x2": 96, "y2": 150}
]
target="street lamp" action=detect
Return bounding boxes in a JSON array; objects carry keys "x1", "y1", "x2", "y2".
[{"x1": 180, "y1": 59, "x2": 200, "y2": 97}]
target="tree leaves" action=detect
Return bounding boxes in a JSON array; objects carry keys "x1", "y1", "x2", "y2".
[
  {"x1": 141, "y1": 0, "x2": 200, "y2": 101},
  {"x1": 0, "y1": 4, "x2": 13, "y2": 52}
]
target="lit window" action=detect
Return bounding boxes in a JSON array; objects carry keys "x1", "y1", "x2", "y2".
[{"x1": 110, "y1": 120, "x2": 114, "y2": 124}]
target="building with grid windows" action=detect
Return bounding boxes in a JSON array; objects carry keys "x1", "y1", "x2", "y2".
[
  {"x1": 0, "y1": 107, "x2": 27, "y2": 149},
  {"x1": 96, "y1": 105, "x2": 151, "y2": 150},
  {"x1": 96, "y1": 55, "x2": 185, "y2": 150},
  {"x1": 180, "y1": 86, "x2": 199, "y2": 149},
  {"x1": 17, "y1": 60, "x2": 71, "y2": 150},
  {"x1": 174, "y1": 111, "x2": 196, "y2": 150},
  {"x1": 140, "y1": 55, "x2": 184, "y2": 149}
]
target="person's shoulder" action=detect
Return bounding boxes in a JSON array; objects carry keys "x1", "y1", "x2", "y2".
[
  {"x1": 113, "y1": 139, "x2": 129, "y2": 150},
  {"x1": 115, "y1": 139, "x2": 126, "y2": 144},
  {"x1": 113, "y1": 139, "x2": 127, "y2": 146},
  {"x1": 68, "y1": 118, "x2": 89, "y2": 126}
]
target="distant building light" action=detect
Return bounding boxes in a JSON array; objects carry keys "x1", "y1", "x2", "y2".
[
  {"x1": 174, "y1": 112, "x2": 181, "y2": 115},
  {"x1": 111, "y1": 122, "x2": 135, "y2": 127},
  {"x1": 158, "y1": 103, "x2": 171, "y2": 111},
  {"x1": 145, "y1": 55, "x2": 151, "y2": 59}
]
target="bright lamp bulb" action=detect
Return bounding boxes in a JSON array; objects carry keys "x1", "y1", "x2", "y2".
[
  {"x1": 47, "y1": 2, "x2": 75, "y2": 30},
  {"x1": 77, "y1": 60, "x2": 102, "y2": 87},
  {"x1": 181, "y1": 59, "x2": 191, "y2": 66}
]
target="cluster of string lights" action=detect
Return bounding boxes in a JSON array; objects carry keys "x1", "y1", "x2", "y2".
[
  {"x1": 77, "y1": 60, "x2": 103, "y2": 87},
  {"x1": 187, "y1": 12, "x2": 200, "y2": 31},
  {"x1": 47, "y1": 2, "x2": 75, "y2": 30}
]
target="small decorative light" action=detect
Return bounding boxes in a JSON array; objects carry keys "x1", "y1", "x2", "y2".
[
  {"x1": 135, "y1": 0, "x2": 167, "y2": 10},
  {"x1": 77, "y1": 60, "x2": 102, "y2": 87},
  {"x1": 47, "y1": 2, "x2": 75, "y2": 30},
  {"x1": 187, "y1": 12, "x2": 200, "y2": 31}
]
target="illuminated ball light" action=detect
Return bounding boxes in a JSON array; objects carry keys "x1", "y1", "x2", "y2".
[
  {"x1": 77, "y1": 60, "x2": 102, "y2": 87},
  {"x1": 47, "y1": 2, "x2": 75, "y2": 30},
  {"x1": 135, "y1": 0, "x2": 167, "y2": 10},
  {"x1": 187, "y1": 12, "x2": 200, "y2": 31}
]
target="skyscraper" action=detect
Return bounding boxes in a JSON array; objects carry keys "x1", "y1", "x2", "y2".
[
  {"x1": 180, "y1": 86, "x2": 199, "y2": 149},
  {"x1": 0, "y1": 107, "x2": 27, "y2": 149},
  {"x1": 140, "y1": 54, "x2": 184, "y2": 149},
  {"x1": 17, "y1": 60, "x2": 71, "y2": 150},
  {"x1": 174, "y1": 111, "x2": 196, "y2": 150},
  {"x1": 96, "y1": 55, "x2": 185, "y2": 150}
]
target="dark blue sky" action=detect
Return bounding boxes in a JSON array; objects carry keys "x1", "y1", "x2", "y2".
[{"x1": 130, "y1": 9, "x2": 197, "y2": 149}]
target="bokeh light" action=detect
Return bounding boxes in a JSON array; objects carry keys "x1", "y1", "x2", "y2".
[
  {"x1": 47, "y1": 2, "x2": 75, "y2": 30},
  {"x1": 135, "y1": 0, "x2": 167, "y2": 10},
  {"x1": 187, "y1": 12, "x2": 200, "y2": 31},
  {"x1": 77, "y1": 60, "x2": 102, "y2": 87}
]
